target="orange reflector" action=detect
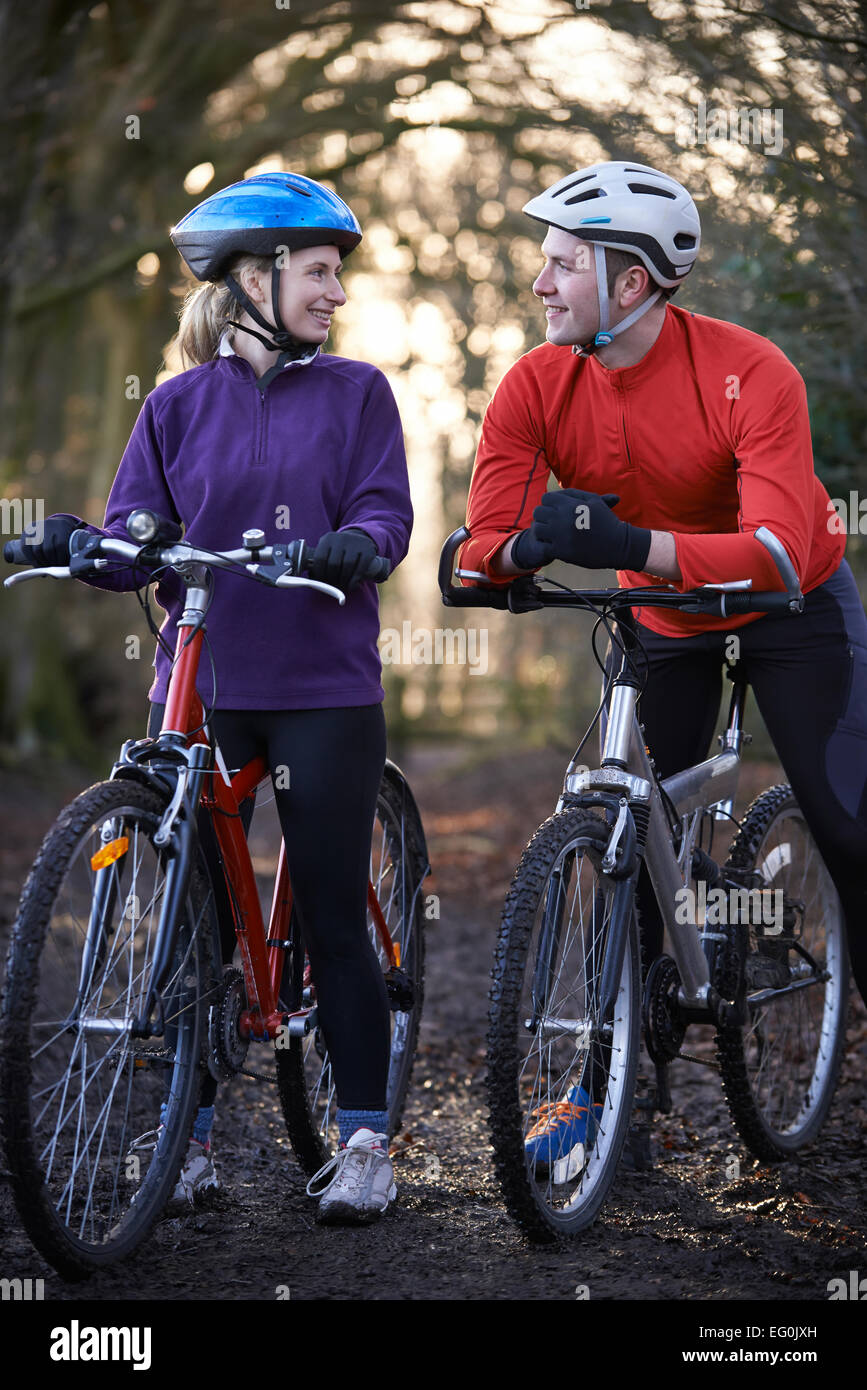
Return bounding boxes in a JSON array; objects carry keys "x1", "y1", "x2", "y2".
[
  {"x1": 393, "y1": 942, "x2": 401, "y2": 968},
  {"x1": 90, "y1": 836, "x2": 129, "y2": 870}
]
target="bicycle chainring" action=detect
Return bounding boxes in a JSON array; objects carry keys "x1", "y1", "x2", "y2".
[
  {"x1": 643, "y1": 954, "x2": 687, "y2": 1065},
  {"x1": 207, "y1": 967, "x2": 250, "y2": 1081}
]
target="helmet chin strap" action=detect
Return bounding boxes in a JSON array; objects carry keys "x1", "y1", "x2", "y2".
[
  {"x1": 224, "y1": 263, "x2": 317, "y2": 362},
  {"x1": 572, "y1": 244, "x2": 662, "y2": 358}
]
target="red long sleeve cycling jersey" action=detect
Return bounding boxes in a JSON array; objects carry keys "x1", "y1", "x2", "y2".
[{"x1": 462, "y1": 303, "x2": 844, "y2": 637}]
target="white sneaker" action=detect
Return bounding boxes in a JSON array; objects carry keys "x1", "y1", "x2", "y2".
[
  {"x1": 171, "y1": 1137, "x2": 219, "y2": 1205},
  {"x1": 306, "y1": 1128, "x2": 396, "y2": 1225},
  {"x1": 127, "y1": 1130, "x2": 218, "y2": 1207}
]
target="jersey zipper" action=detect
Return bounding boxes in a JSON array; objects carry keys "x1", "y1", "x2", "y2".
[
  {"x1": 253, "y1": 390, "x2": 267, "y2": 468},
  {"x1": 617, "y1": 385, "x2": 634, "y2": 471}
]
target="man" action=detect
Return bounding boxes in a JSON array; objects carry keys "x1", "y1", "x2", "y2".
[{"x1": 462, "y1": 160, "x2": 867, "y2": 1018}]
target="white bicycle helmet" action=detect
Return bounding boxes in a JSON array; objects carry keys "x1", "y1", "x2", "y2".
[{"x1": 523, "y1": 161, "x2": 701, "y2": 353}]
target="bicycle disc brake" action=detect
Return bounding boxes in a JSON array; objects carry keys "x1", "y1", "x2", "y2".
[{"x1": 207, "y1": 967, "x2": 250, "y2": 1080}]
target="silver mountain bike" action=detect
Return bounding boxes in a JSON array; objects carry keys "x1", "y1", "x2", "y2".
[{"x1": 439, "y1": 526, "x2": 849, "y2": 1241}]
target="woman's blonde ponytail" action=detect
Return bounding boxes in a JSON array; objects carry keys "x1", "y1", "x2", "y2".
[{"x1": 175, "y1": 254, "x2": 273, "y2": 367}]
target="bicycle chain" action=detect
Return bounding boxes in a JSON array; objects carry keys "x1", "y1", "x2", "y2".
[
  {"x1": 675, "y1": 1050, "x2": 721, "y2": 1071},
  {"x1": 238, "y1": 1065, "x2": 278, "y2": 1085}
]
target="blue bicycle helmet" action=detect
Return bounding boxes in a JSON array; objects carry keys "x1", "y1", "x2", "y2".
[{"x1": 170, "y1": 172, "x2": 362, "y2": 356}]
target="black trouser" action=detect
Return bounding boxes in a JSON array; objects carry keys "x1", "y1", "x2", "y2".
[
  {"x1": 148, "y1": 703, "x2": 389, "y2": 1110},
  {"x1": 614, "y1": 560, "x2": 867, "y2": 1006}
]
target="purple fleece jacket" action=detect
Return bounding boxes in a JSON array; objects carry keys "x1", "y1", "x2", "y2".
[{"x1": 62, "y1": 349, "x2": 412, "y2": 708}]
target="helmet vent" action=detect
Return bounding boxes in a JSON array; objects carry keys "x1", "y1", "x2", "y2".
[
  {"x1": 557, "y1": 173, "x2": 596, "y2": 197},
  {"x1": 628, "y1": 182, "x2": 676, "y2": 198},
  {"x1": 564, "y1": 189, "x2": 605, "y2": 205},
  {"x1": 674, "y1": 232, "x2": 697, "y2": 248}
]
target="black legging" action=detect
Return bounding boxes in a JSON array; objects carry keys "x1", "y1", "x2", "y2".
[
  {"x1": 621, "y1": 559, "x2": 867, "y2": 1006},
  {"x1": 148, "y1": 702, "x2": 389, "y2": 1110}
]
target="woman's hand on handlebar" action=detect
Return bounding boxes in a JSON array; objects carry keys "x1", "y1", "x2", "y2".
[
  {"x1": 309, "y1": 528, "x2": 380, "y2": 591},
  {"x1": 4, "y1": 516, "x2": 81, "y2": 567}
]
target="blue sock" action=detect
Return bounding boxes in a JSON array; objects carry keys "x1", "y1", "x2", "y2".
[
  {"x1": 337, "y1": 1108, "x2": 389, "y2": 1147},
  {"x1": 192, "y1": 1106, "x2": 215, "y2": 1146}
]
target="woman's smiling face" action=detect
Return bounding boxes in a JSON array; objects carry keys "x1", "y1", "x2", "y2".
[{"x1": 276, "y1": 244, "x2": 347, "y2": 342}]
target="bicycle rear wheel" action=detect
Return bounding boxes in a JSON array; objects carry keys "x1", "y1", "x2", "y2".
[
  {"x1": 275, "y1": 764, "x2": 427, "y2": 1173},
  {"x1": 0, "y1": 780, "x2": 215, "y2": 1278},
  {"x1": 487, "y1": 808, "x2": 640, "y2": 1241},
  {"x1": 715, "y1": 785, "x2": 848, "y2": 1160}
]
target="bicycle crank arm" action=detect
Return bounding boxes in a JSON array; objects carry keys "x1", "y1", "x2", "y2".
[{"x1": 746, "y1": 972, "x2": 830, "y2": 1008}]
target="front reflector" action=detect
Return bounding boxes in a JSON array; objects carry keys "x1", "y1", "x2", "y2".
[{"x1": 90, "y1": 836, "x2": 129, "y2": 870}]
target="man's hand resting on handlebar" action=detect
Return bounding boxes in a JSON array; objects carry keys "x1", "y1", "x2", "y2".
[{"x1": 495, "y1": 488, "x2": 681, "y2": 581}]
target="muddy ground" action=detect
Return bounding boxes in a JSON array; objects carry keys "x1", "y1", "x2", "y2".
[{"x1": 0, "y1": 745, "x2": 865, "y2": 1309}]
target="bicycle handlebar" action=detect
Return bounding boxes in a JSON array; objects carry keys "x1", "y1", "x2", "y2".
[
  {"x1": 3, "y1": 518, "x2": 391, "y2": 595},
  {"x1": 438, "y1": 526, "x2": 805, "y2": 618}
]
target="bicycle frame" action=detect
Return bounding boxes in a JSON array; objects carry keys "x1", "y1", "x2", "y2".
[
  {"x1": 110, "y1": 562, "x2": 399, "y2": 1043},
  {"x1": 556, "y1": 633, "x2": 748, "y2": 1012},
  {"x1": 437, "y1": 523, "x2": 805, "y2": 1026}
]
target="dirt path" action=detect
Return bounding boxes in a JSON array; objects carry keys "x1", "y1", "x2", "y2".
[{"x1": 0, "y1": 748, "x2": 865, "y2": 1305}]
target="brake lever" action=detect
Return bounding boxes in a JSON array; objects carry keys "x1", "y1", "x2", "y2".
[{"x1": 245, "y1": 542, "x2": 346, "y2": 604}]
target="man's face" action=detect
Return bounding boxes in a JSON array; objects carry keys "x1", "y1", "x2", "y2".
[{"x1": 532, "y1": 228, "x2": 599, "y2": 346}]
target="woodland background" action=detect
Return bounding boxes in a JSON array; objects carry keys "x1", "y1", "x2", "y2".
[{"x1": 1, "y1": 0, "x2": 864, "y2": 769}]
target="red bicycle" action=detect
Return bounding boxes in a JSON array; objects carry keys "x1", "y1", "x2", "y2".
[{"x1": 0, "y1": 512, "x2": 428, "y2": 1279}]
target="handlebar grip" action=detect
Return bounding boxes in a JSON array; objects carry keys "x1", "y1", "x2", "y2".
[
  {"x1": 4, "y1": 537, "x2": 33, "y2": 564},
  {"x1": 717, "y1": 590, "x2": 804, "y2": 616}
]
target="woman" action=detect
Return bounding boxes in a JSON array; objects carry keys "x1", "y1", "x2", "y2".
[{"x1": 24, "y1": 172, "x2": 413, "y2": 1224}]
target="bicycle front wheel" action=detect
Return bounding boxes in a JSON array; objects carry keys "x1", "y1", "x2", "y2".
[
  {"x1": 276, "y1": 763, "x2": 427, "y2": 1173},
  {"x1": 0, "y1": 780, "x2": 215, "y2": 1278},
  {"x1": 487, "y1": 808, "x2": 640, "y2": 1241},
  {"x1": 715, "y1": 784, "x2": 849, "y2": 1160}
]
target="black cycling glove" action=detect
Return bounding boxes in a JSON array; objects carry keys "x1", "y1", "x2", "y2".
[
  {"x1": 525, "y1": 489, "x2": 652, "y2": 572},
  {"x1": 309, "y1": 528, "x2": 378, "y2": 591},
  {"x1": 13, "y1": 515, "x2": 80, "y2": 567},
  {"x1": 510, "y1": 526, "x2": 556, "y2": 571}
]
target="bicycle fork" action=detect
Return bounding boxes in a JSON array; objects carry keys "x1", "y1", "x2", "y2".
[{"x1": 561, "y1": 668, "x2": 751, "y2": 1028}]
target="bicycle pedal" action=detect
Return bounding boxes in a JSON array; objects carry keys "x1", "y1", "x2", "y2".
[{"x1": 384, "y1": 964, "x2": 414, "y2": 1011}]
